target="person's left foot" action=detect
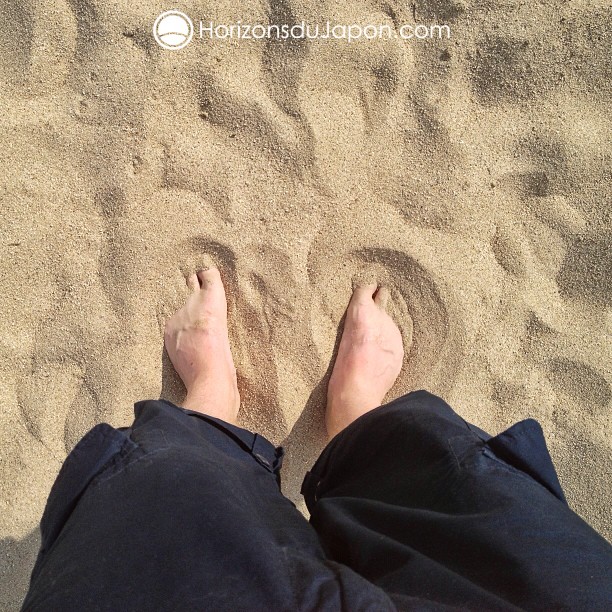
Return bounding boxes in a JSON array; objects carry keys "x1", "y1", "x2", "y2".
[{"x1": 164, "y1": 268, "x2": 240, "y2": 424}]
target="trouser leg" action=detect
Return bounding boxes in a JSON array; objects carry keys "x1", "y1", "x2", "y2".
[
  {"x1": 23, "y1": 400, "x2": 394, "y2": 612},
  {"x1": 302, "y1": 390, "x2": 612, "y2": 611}
]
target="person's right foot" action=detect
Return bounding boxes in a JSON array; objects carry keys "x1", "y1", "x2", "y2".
[{"x1": 326, "y1": 284, "x2": 404, "y2": 439}]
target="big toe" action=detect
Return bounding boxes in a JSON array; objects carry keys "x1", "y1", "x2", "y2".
[
  {"x1": 196, "y1": 267, "x2": 228, "y2": 313},
  {"x1": 351, "y1": 283, "x2": 378, "y2": 306},
  {"x1": 197, "y1": 267, "x2": 222, "y2": 287}
]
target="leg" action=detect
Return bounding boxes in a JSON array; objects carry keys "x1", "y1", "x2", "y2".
[
  {"x1": 304, "y1": 284, "x2": 612, "y2": 610},
  {"x1": 23, "y1": 269, "x2": 394, "y2": 612}
]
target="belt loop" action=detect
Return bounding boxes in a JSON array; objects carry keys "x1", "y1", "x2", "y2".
[
  {"x1": 301, "y1": 470, "x2": 322, "y2": 509},
  {"x1": 252, "y1": 434, "x2": 279, "y2": 473}
]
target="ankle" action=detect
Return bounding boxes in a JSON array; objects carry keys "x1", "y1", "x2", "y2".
[
  {"x1": 182, "y1": 383, "x2": 238, "y2": 421},
  {"x1": 325, "y1": 392, "x2": 382, "y2": 439}
]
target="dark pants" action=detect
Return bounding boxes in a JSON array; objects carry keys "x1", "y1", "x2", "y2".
[{"x1": 22, "y1": 391, "x2": 612, "y2": 611}]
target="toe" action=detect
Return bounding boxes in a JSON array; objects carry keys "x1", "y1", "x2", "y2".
[
  {"x1": 197, "y1": 267, "x2": 221, "y2": 288},
  {"x1": 351, "y1": 283, "x2": 378, "y2": 306},
  {"x1": 374, "y1": 286, "x2": 390, "y2": 310},
  {"x1": 187, "y1": 273, "x2": 200, "y2": 291}
]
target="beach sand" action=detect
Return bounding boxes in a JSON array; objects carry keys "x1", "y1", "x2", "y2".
[{"x1": 0, "y1": 0, "x2": 610, "y2": 606}]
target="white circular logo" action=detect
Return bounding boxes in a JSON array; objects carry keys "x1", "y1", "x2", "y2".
[{"x1": 153, "y1": 10, "x2": 194, "y2": 50}]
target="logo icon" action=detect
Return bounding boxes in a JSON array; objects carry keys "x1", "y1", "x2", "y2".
[{"x1": 153, "y1": 10, "x2": 194, "y2": 50}]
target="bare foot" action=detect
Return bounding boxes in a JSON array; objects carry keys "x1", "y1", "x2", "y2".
[
  {"x1": 164, "y1": 268, "x2": 240, "y2": 424},
  {"x1": 326, "y1": 284, "x2": 404, "y2": 438}
]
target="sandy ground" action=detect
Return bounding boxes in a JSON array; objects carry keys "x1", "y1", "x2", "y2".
[{"x1": 0, "y1": 0, "x2": 610, "y2": 607}]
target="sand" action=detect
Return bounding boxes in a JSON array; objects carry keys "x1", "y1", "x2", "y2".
[{"x1": 0, "y1": 0, "x2": 610, "y2": 607}]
